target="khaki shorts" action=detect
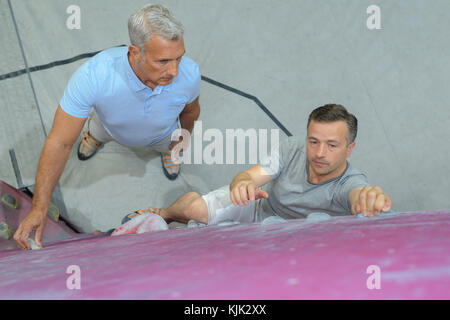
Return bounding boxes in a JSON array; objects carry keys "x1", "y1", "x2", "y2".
[
  {"x1": 88, "y1": 109, "x2": 174, "y2": 153},
  {"x1": 202, "y1": 185, "x2": 261, "y2": 225}
]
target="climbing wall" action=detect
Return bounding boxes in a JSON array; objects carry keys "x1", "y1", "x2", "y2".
[
  {"x1": 0, "y1": 180, "x2": 79, "y2": 251},
  {"x1": 1, "y1": 204, "x2": 449, "y2": 299}
]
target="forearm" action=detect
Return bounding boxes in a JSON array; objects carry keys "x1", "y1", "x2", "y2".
[
  {"x1": 230, "y1": 165, "x2": 274, "y2": 191},
  {"x1": 32, "y1": 137, "x2": 73, "y2": 214}
]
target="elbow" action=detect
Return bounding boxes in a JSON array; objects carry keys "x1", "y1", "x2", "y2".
[{"x1": 45, "y1": 134, "x2": 76, "y2": 152}]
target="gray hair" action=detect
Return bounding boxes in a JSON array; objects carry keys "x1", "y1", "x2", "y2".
[{"x1": 128, "y1": 4, "x2": 184, "y2": 52}]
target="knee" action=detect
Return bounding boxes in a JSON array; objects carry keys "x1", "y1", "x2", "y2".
[
  {"x1": 183, "y1": 192, "x2": 208, "y2": 222},
  {"x1": 183, "y1": 192, "x2": 204, "y2": 212}
]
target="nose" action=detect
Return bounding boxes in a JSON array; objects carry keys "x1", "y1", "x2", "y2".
[
  {"x1": 167, "y1": 61, "x2": 178, "y2": 77},
  {"x1": 316, "y1": 143, "x2": 327, "y2": 158}
]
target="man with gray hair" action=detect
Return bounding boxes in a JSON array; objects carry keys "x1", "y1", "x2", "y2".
[{"x1": 14, "y1": 4, "x2": 201, "y2": 250}]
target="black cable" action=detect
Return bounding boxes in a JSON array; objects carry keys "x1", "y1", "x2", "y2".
[{"x1": 0, "y1": 45, "x2": 291, "y2": 136}]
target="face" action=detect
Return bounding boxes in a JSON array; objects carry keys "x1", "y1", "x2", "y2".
[
  {"x1": 129, "y1": 35, "x2": 185, "y2": 89},
  {"x1": 306, "y1": 120, "x2": 355, "y2": 183}
]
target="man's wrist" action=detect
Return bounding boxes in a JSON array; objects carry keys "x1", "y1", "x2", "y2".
[
  {"x1": 31, "y1": 200, "x2": 50, "y2": 217},
  {"x1": 230, "y1": 173, "x2": 253, "y2": 190}
]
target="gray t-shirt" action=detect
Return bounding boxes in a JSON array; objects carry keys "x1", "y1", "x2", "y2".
[{"x1": 257, "y1": 136, "x2": 369, "y2": 220}]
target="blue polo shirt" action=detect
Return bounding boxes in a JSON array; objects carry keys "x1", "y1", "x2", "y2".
[{"x1": 60, "y1": 46, "x2": 201, "y2": 146}]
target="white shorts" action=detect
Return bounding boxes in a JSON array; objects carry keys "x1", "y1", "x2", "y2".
[{"x1": 202, "y1": 185, "x2": 260, "y2": 225}]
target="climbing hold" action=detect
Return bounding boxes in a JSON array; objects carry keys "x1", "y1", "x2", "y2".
[
  {"x1": 1, "y1": 194, "x2": 19, "y2": 209},
  {"x1": 187, "y1": 220, "x2": 207, "y2": 228},
  {"x1": 47, "y1": 202, "x2": 60, "y2": 222},
  {"x1": 27, "y1": 238, "x2": 42, "y2": 250},
  {"x1": 0, "y1": 222, "x2": 13, "y2": 240},
  {"x1": 305, "y1": 212, "x2": 332, "y2": 223},
  {"x1": 261, "y1": 216, "x2": 287, "y2": 225},
  {"x1": 357, "y1": 210, "x2": 397, "y2": 218}
]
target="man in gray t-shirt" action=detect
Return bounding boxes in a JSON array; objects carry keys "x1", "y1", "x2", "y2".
[
  {"x1": 117, "y1": 104, "x2": 393, "y2": 230},
  {"x1": 256, "y1": 135, "x2": 369, "y2": 221}
]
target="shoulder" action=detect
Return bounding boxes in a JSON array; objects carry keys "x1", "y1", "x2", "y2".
[
  {"x1": 285, "y1": 136, "x2": 304, "y2": 148},
  {"x1": 87, "y1": 46, "x2": 126, "y2": 74},
  {"x1": 178, "y1": 56, "x2": 201, "y2": 83},
  {"x1": 90, "y1": 46, "x2": 127, "y2": 63},
  {"x1": 338, "y1": 163, "x2": 369, "y2": 186},
  {"x1": 78, "y1": 46, "x2": 126, "y2": 89},
  {"x1": 281, "y1": 136, "x2": 305, "y2": 156},
  {"x1": 275, "y1": 135, "x2": 305, "y2": 168}
]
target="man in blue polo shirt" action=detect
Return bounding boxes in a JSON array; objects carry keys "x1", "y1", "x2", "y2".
[
  {"x1": 68, "y1": 5, "x2": 200, "y2": 179},
  {"x1": 13, "y1": 4, "x2": 201, "y2": 250}
]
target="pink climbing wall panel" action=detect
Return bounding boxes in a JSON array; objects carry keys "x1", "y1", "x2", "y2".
[
  {"x1": 1, "y1": 205, "x2": 449, "y2": 299},
  {"x1": 0, "y1": 180, "x2": 78, "y2": 251}
]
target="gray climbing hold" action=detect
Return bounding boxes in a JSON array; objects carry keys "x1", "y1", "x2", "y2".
[
  {"x1": 356, "y1": 210, "x2": 397, "y2": 218},
  {"x1": 305, "y1": 212, "x2": 332, "y2": 223},
  {"x1": 261, "y1": 216, "x2": 286, "y2": 225}
]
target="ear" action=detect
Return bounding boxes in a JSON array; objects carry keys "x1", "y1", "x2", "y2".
[
  {"x1": 346, "y1": 141, "x2": 356, "y2": 158},
  {"x1": 128, "y1": 45, "x2": 142, "y2": 60}
]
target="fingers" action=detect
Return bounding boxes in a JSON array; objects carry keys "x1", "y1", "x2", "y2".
[
  {"x1": 230, "y1": 184, "x2": 243, "y2": 206},
  {"x1": 373, "y1": 193, "x2": 387, "y2": 215},
  {"x1": 351, "y1": 203, "x2": 360, "y2": 215},
  {"x1": 381, "y1": 195, "x2": 392, "y2": 212},
  {"x1": 255, "y1": 189, "x2": 269, "y2": 200},
  {"x1": 13, "y1": 212, "x2": 46, "y2": 250},
  {"x1": 13, "y1": 225, "x2": 31, "y2": 250},
  {"x1": 358, "y1": 186, "x2": 392, "y2": 217},
  {"x1": 239, "y1": 185, "x2": 248, "y2": 206},
  {"x1": 359, "y1": 188, "x2": 367, "y2": 215},
  {"x1": 35, "y1": 225, "x2": 44, "y2": 248},
  {"x1": 230, "y1": 182, "x2": 261, "y2": 206},
  {"x1": 366, "y1": 188, "x2": 379, "y2": 216},
  {"x1": 230, "y1": 184, "x2": 244, "y2": 206},
  {"x1": 248, "y1": 186, "x2": 256, "y2": 202}
]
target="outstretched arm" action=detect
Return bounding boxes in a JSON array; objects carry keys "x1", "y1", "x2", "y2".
[
  {"x1": 14, "y1": 106, "x2": 86, "y2": 249},
  {"x1": 349, "y1": 185, "x2": 392, "y2": 217}
]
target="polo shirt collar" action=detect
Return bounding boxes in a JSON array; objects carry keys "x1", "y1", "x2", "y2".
[{"x1": 125, "y1": 52, "x2": 147, "y2": 92}]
